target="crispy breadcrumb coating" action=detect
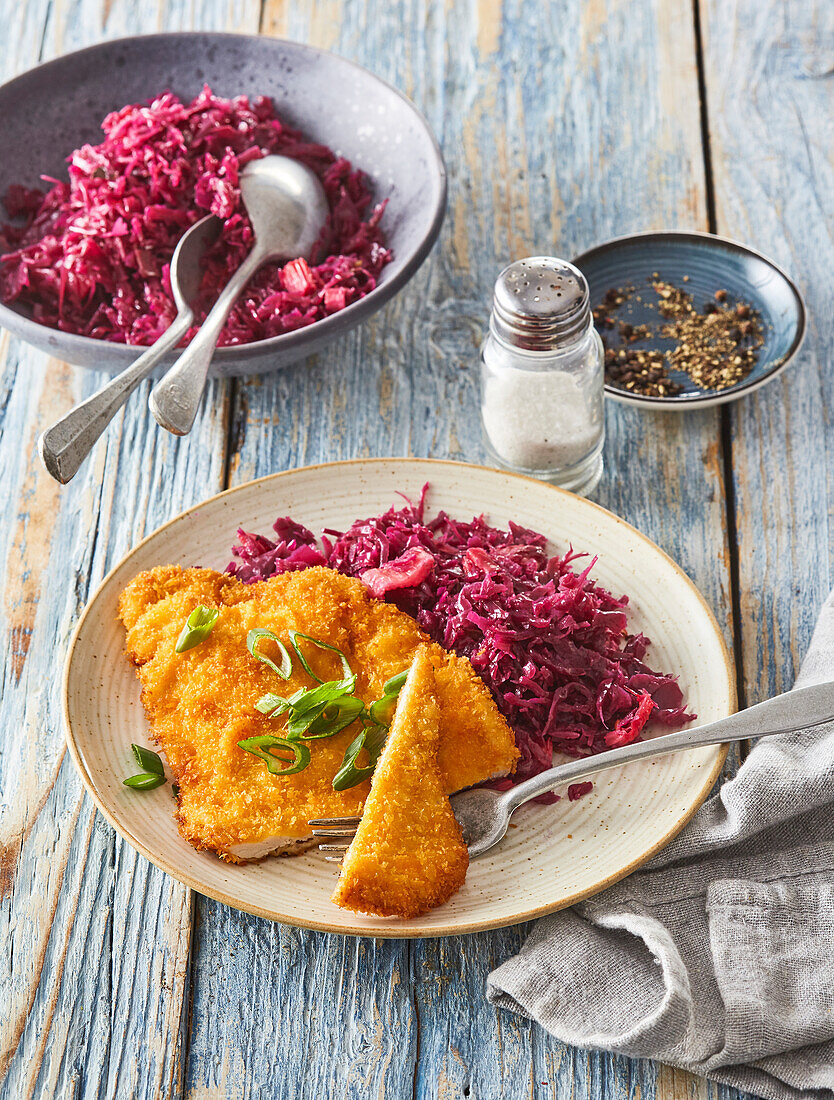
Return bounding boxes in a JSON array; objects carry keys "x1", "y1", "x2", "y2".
[
  {"x1": 332, "y1": 646, "x2": 469, "y2": 918},
  {"x1": 118, "y1": 565, "x2": 518, "y2": 862}
]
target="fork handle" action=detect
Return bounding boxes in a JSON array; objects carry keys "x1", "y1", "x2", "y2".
[{"x1": 501, "y1": 680, "x2": 834, "y2": 814}]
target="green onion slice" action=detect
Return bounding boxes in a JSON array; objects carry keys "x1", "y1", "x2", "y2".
[
  {"x1": 363, "y1": 668, "x2": 407, "y2": 727},
  {"x1": 300, "y1": 696, "x2": 365, "y2": 740},
  {"x1": 368, "y1": 695, "x2": 397, "y2": 727},
  {"x1": 255, "y1": 692, "x2": 292, "y2": 716},
  {"x1": 332, "y1": 721, "x2": 388, "y2": 791},
  {"x1": 289, "y1": 631, "x2": 354, "y2": 688},
  {"x1": 382, "y1": 670, "x2": 408, "y2": 696},
  {"x1": 238, "y1": 734, "x2": 311, "y2": 776},
  {"x1": 175, "y1": 605, "x2": 219, "y2": 653},
  {"x1": 247, "y1": 629, "x2": 293, "y2": 679},
  {"x1": 123, "y1": 772, "x2": 166, "y2": 791},
  {"x1": 131, "y1": 743, "x2": 164, "y2": 775}
]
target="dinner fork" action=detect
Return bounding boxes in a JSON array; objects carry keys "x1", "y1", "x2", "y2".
[{"x1": 310, "y1": 680, "x2": 834, "y2": 859}]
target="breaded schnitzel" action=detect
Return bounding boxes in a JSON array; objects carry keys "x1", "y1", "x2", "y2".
[
  {"x1": 332, "y1": 646, "x2": 469, "y2": 918},
  {"x1": 119, "y1": 565, "x2": 518, "y2": 862}
]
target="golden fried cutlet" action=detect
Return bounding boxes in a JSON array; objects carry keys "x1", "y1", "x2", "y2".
[
  {"x1": 332, "y1": 646, "x2": 469, "y2": 918},
  {"x1": 118, "y1": 565, "x2": 518, "y2": 862}
]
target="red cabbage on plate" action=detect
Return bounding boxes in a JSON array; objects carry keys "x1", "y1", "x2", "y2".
[{"x1": 227, "y1": 486, "x2": 695, "y2": 802}]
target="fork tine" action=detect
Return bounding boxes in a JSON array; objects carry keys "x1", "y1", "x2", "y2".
[{"x1": 308, "y1": 815, "x2": 360, "y2": 864}]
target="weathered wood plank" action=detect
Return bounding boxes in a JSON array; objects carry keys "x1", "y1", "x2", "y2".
[
  {"x1": 702, "y1": 0, "x2": 833, "y2": 698},
  {"x1": 0, "y1": 3, "x2": 256, "y2": 1098},
  {"x1": 0, "y1": 0, "x2": 799, "y2": 1098}
]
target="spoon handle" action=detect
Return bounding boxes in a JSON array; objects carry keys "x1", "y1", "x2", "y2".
[
  {"x1": 38, "y1": 312, "x2": 193, "y2": 484},
  {"x1": 501, "y1": 680, "x2": 834, "y2": 814},
  {"x1": 149, "y1": 246, "x2": 266, "y2": 436}
]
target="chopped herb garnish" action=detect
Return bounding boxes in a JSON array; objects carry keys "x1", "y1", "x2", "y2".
[
  {"x1": 382, "y1": 670, "x2": 408, "y2": 695},
  {"x1": 284, "y1": 678, "x2": 355, "y2": 725},
  {"x1": 124, "y1": 744, "x2": 167, "y2": 790},
  {"x1": 124, "y1": 772, "x2": 166, "y2": 790},
  {"x1": 238, "y1": 734, "x2": 311, "y2": 775},
  {"x1": 368, "y1": 694, "x2": 397, "y2": 726},
  {"x1": 333, "y1": 721, "x2": 388, "y2": 791},
  {"x1": 299, "y1": 696, "x2": 365, "y2": 740},
  {"x1": 255, "y1": 692, "x2": 292, "y2": 716},
  {"x1": 242, "y1": 634, "x2": 405, "y2": 784},
  {"x1": 175, "y1": 605, "x2": 219, "y2": 653},
  {"x1": 247, "y1": 628, "x2": 293, "y2": 678},
  {"x1": 365, "y1": 666, "x2": 408, "y2": 730},
  {"x1": 131, "y1": 743, "x2": 164, "y2": 775},
  {"x1": 289, "y1": 631, "x2": 354, "y2": 689}
]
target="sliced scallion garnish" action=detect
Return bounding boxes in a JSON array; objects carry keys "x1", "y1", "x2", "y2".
[
  {"x1": 175, "y1": 605, "x2": 220, "y2": 653},
  {"x1": 382, "y1": 670, "x2": 408, "y2": 696},
  {"x1": 247, "y1": 628, "x2": 293, "y2": 678},
  {"x1": 365, "y1": 667, "x2": 407, "y2": 728},
  {"x1": 124, "y1": 772, "x2": 167, "y2": 790},
  {"x1": 332, "y1": 721, "x2": 388, "y2": 791},
  {"x1": 255, "y1": 692, "x2": 292, "y2": 716},
  {"x1": 131, "y1": 743, "x2": 164, "y2": 775},
  {"x1": 299, "y1": 696, "x2": 365, "y2": 740},
  {"x1": 289, "y1": 631, "x2": 354, "y2": 689},
  {"x1": 243, "y1": 631, "x2": 401, "y2": 782},
  {"x1": 237, "y1": 734, "x2": 311, "y2": 775},
  {"x1": 124, "y1": 744, "x2": 167, "y2": 790},
  {"x1": 368, "y1": 695, "x2": 397, "y2": 727}
]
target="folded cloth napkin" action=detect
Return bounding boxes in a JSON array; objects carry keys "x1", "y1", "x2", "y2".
[{"x1": 487, "y1": 592, "x2": 834, "y2": 1100}]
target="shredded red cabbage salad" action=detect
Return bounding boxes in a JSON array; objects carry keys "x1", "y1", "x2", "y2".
[
  {"x1": 0, "y1": 87, "x2": 391, "y2": 345},
  {"x1": 227, "y1": 487, "x2": 695, "y2": 797}
]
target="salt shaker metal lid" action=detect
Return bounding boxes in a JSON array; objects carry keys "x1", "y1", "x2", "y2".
[{"x1": 491, "y1": 256, "x2": 591, "y2": 351}]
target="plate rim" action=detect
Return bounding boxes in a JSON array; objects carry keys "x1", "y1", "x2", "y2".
[
  {"x1": 63, "y1": 457, "x2": 735, "y2": 937},
  {"x1": 572, "y1": 228, "x2": 807, "y2": 410}
]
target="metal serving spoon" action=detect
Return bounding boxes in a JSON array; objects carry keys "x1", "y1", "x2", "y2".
[
  {"x1": 311, "y1": 680, "x2": 834, "y2": 860},
  {"x1": 38, "y1": 215, "x2": 220, "y2": 484},
  {"x1": 149, "y1": 155, "x2": 329, "y2": 437}
]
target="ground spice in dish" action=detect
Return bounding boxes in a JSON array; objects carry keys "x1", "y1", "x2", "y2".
[{"x1": 595, "y1": 279, "x2": 764, "y2": 396}]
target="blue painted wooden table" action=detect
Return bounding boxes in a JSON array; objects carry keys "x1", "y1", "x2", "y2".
[{"x1": 1, "y1": 1, "x2": 830, "y2": 1097}]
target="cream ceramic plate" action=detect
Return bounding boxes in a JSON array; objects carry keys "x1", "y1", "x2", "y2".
[{"x1": 64, "y1": 459, "x2": 734, "y2": 937}]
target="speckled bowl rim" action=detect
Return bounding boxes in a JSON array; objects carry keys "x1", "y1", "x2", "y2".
[
  {"x1": 63, "y1": 458, "x2": 735, "y2": 937},
  {"x1": 0, "y1": 33, "x2": 447, "y2": 369},
  {"x1": 572, "y1": 229, "x2": 807, "y2": 411}
]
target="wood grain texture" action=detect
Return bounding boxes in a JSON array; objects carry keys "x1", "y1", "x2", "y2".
[
  {"x1": 702, "y1": 0, "x2": 833, "y2": 700},
  {"x1": 0, "y1": 3, "x2": 253, "y2": 1099},
  {"x1": 0, "y1": 0, "x2": 787, "y2": 1097}
]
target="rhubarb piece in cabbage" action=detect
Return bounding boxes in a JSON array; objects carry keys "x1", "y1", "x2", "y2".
[{"x1": 360, "y1": 547, "x2": 435, "y2": 598}]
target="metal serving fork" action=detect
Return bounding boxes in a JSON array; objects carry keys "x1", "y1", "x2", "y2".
[{"x1": 310, "y1": 681, "x2": 834, "y2": 860}]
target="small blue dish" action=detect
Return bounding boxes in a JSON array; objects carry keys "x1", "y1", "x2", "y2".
[
  {"x1": 572, "y1": 231, "x2": 806, "y2": 409},
  {"x1": 0, "y1": 33, "x2": 446, "y2": 377}
]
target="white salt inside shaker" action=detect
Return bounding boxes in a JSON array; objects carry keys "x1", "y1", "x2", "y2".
[{"x1": 480, "y1": 257, "x2": 604, "y2": 495}]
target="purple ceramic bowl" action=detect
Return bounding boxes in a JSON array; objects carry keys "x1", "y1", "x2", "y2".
[{"x1": 0, "y1": 33, "x2": 446, "y2": 376}]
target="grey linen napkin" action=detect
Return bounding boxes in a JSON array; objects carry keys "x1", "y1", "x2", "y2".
[{"x1": 487, "y1": 592, "x2": 834, "y2": 1100}]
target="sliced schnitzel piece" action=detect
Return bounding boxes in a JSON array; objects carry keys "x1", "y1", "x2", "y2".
[
  {"x1": 118, "y1": 564, "x2": 518, "y2": 862},
  {"x1": 332, "y1": 646, "x2": 469, "y2": 918}
]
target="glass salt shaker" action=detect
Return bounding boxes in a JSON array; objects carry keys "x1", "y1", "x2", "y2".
[{"x1": 480, "y1": 256, "x2": 604, "y2": 496}]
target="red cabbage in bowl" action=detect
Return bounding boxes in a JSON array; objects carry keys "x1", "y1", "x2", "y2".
[{"x1": 0, "y1": 87, "x2": 390, "y2": 346}]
